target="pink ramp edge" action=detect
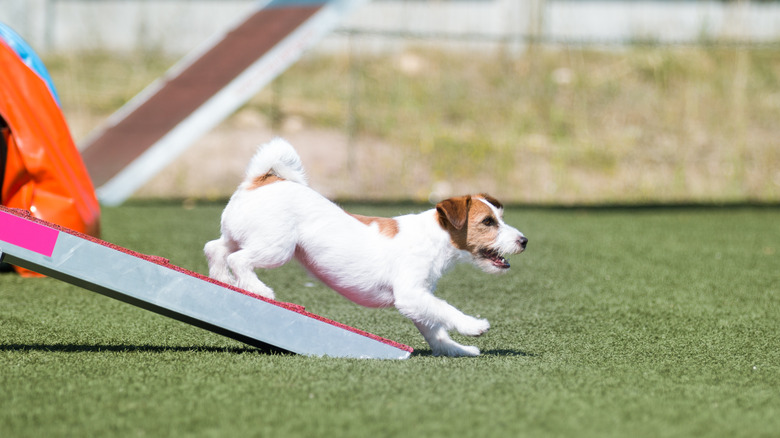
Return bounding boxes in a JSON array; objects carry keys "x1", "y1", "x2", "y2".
[
  {"x1": 0, "y1": 209, "x2": 59, "y2": 257},
  {"x1": 0, "y1": 205, "x2": 413, "y2": 354}
]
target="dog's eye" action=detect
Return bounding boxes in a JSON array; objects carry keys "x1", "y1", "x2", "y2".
[{"x1": 481, "y1": 217, "x2": 496, "y2": 227}]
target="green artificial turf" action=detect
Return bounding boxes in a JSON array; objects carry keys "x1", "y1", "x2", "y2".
[{"x1": 1, "y1": 203, "x2": 778, "y2": 437}]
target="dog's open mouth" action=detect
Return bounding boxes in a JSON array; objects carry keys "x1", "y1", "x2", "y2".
[{"x1": 479, "y1": 248, "x2": 510, "y2": 269}]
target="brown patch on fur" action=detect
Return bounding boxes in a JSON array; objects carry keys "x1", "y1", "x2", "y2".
[
  {"x1": 247, "y1": 173, "x2": 284, "y2": 190},
  {"x1": 436, "y1": 194, "x2": 501, "y2": 252},
  {"x1": 349, "y1": 213, "x2": 400, "y2": 238},
  {"x1": 436, "y1": 196, "x2": 471, "y2": 231}
]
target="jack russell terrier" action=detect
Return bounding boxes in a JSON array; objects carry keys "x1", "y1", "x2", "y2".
[{"x1": 205, "y1": 138, "x2": 527, "y2": 356}]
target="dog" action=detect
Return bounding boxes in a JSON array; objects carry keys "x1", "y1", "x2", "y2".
[{"x1": 204, "y1": 138, "x2": 527, "y2": 356}]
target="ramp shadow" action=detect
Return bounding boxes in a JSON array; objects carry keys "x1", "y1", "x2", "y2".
[{"x1": 0, "y1": 342, "x2": 288, "y2": 355}]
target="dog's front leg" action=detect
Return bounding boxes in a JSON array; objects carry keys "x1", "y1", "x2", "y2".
[
  {"x1": 394, "y1": 288, "x2": 489, "y2": 356},
  {"x1": 394, "y1": 289, "x2": 490, "y2": 336},
  {"x1": 414, "y1": 321, "x2": 482, "y2": 357}
]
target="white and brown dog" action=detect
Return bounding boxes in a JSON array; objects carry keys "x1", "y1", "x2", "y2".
[{"x1": 205, "y1": 138, "x2": 527, "y2": 356}]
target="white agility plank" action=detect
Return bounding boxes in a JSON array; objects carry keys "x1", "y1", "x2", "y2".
[{"x1": 0, "y1": 206, "x2": 412, "y2": 359}]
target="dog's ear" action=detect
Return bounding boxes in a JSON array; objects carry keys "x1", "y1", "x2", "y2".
[{"x1": 436, "y1": 196, "x2": 471, "y2": 230}]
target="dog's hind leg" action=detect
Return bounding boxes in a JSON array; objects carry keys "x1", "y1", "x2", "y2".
[
  {"x1": 204, "y1": 237, "x2": 237, "y2": 285},
  {"x1": 226, "y1": 244, "x2": 295, "y2": 300}
]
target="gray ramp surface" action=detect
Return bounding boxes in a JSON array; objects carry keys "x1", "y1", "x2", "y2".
[{"x1": 0, "y1": 205, "x2": 412, "y2": 359}]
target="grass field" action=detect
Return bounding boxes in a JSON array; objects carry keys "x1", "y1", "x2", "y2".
[{"x1": 1, "y1": 203, "x2": 778, "y2": 437}]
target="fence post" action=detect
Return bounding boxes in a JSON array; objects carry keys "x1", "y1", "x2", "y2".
[
  {"x1": 346, "y1": 29, "x2": 359, "y2": 175},
  {"x1": 529, "y1": 0, "x2": 545, "y2": 46}
]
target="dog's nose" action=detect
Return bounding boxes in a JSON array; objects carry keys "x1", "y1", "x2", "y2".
[{"x1": 518, "y1": 236, "x2": 528, "y2": 249}]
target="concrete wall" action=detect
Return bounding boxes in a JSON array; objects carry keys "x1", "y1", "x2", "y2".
[
  {"x1": 0, "y1": 0, "x2": 778, "y2": 55},
  {"x1": 0, "y1": 0, "x2": 257, "y2": 54},
  {"x1": 548, "y1": 0, "x2": 780, "y2": 44}
]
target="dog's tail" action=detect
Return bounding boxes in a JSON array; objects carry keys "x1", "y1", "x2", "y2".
[{"x1": 244, "y1": 137, "x2": 308, "y2": 186}]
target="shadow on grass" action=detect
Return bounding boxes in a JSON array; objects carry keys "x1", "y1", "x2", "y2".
[
  {"x1": 0, "y1": 343, "x2": 289, "y2": 355},
  {"x1": 411, "y1": 348, "x2": 534, "y2": 358},
  {"x1": 482, "y1": 349, "x2": 535, "y2": 357}
]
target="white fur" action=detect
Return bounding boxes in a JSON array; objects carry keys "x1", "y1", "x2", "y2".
[{"x1": 205, "y1": 138, "x2": 526, "y2": 357}]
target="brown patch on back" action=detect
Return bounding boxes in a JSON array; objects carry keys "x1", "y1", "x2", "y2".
[
  {"x1": 348, "y1": 213, "x2": 400, "y2": 238},
  {"x1": 247, "y1": 173, "x2": 284, "y2": 190},
  {"x1": 436, "y1": 194, "x2": 501, "y2": 252}
]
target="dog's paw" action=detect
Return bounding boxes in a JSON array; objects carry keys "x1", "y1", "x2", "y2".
[
  {"x1": 433, "y1": 344, "x2": 481, "y2": 357},
  {"x1": 256, "y1": 288, "x2": 276, "y2": 300},
  {"x1": 457, "y1": 317, "x2": 490, "y2": 337},
  {"x1": 243, "y1": 283, "x2": 275, "y2": 300},
  {"x1": 455, "y1": 345, "x2": 481, "y2": 357}
]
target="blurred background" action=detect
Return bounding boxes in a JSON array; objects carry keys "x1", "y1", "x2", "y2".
[{"x1": 2, "y1": 0, "x2": 779, "y2": 204}]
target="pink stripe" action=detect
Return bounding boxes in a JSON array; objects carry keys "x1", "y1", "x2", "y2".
[{"x1": 0, "y1": 210, "x2": 59, "y2": 257}]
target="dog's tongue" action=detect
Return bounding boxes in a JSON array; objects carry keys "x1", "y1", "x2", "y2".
[{"x1": 493, "y1": 255, "x2": 510, "y2": 269}]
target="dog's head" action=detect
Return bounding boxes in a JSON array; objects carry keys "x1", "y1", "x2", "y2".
[{"x1": 436, "y1": 194, "x2": 527, "y2": 273}]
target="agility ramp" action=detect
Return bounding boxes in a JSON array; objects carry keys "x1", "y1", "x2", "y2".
[
  {"x1": 0, "y1": 205, "x2": 412, "y2": 359},
  {"x1": 80, "y1": 0, "x2": 366, "y2": 206}
]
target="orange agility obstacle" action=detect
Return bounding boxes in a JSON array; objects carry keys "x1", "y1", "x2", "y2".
[{"x1": 0, "y1": 23, "x2": 101, "y2": 276}]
